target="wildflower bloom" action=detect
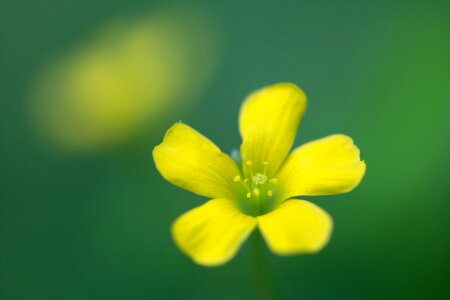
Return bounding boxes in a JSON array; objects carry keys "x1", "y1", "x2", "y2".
[
  {"x1": 153, "y1": 83, "x2": 366, "y2": 266},
  {"x1": 30, "y1": 5, "x2": 218, "y2": 152}
]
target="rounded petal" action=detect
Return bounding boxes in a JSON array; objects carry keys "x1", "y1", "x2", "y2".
[
  {"x1": 172, "y1": 198, "x2": 257, "y2": 266},
  {"x1": 153, "y1": 123, "x2": 241, "y2": 199},
  {"x1": 239, "y1": 83, "x2": 307, "y2": 176},
  {"x1": 257, "y1": 200, "x2": 333, "y2": 255},
  {"x1": 277, "y1": 134, "x2": 366, "y2": 199}
]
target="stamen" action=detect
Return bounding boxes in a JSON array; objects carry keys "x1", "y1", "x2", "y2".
[
  {"x1": 237, "y1": 177, "x2": 251, "y2": 192},
  {"x1": 246, "y1": 160, "x2": 255, "y2": 178},
  {"x1": 236, "y1": 159, "x2": 276, "y2": 203}
]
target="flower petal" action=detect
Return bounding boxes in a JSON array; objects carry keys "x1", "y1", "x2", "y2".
[
  {"x1": 239, "y1": 83, "x2": 307, "y2": 176},
  {"x1": 172, "y1": 198, "x2": 257, "y2": 266},
  {"x1": 277, "y1": 134, "x2": 366, "y2": 199},
  {"x1": 257, "y1": 200, "x2": 333, "y2": 255},
  {"x1": 153, "y1": 123, "x2": 241, "y2": 199}
]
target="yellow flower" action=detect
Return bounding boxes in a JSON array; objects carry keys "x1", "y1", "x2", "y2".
[
  {"x1": 30, "y1": 5, "x2": 219, "y2": 153},
  {"x1": 153, "y1": 83, "x2": 366, "y2": 267}
]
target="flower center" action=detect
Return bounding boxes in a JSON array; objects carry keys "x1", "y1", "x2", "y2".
[
  {"x1": 233, "y1": 160, "x2": 279, "y2": 216},
  {"x1": 253, "y1": 173, "x2": 267, "y2": 185}
]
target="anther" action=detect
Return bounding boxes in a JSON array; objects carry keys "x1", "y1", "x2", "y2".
[
  {"x1": 267, "y1": 190, "x2": 273, "y2": 197},
  {"x1": 246, "y1": 160, "x2": 253, "y2": 166},
  {"x1": 263, "y1": 161, "x2": 269, "y2": 165},
  {"x1": 233, "y1": 175, "x2": 241, "y2": 182},
  {"x1": 253, "y1": 188, "x2": 261, "y2": 197},
  {"x1": 246, "y1": 192, "x2": 251, "y2": 199}
]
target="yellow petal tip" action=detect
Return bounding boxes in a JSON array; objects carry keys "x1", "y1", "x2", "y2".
[
  {"x1": 172, "y1": 199, "x2": 257, "y2": 267},
  {"x1": 257, "y1": 200, "x2": 333, "y2": 256}
]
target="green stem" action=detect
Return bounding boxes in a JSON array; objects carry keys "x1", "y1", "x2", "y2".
[{"x1": 251, "y1": 230, "x2": 279, "y2": 300}]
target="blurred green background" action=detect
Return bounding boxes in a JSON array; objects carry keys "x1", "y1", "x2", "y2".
[{"x1": 1, "y1": 0, "x2": 449, "y2": 299}]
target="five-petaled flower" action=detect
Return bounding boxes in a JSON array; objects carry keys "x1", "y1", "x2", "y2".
[{"x1": 153, "y1": 83, "x2": 366, "y2": 266}]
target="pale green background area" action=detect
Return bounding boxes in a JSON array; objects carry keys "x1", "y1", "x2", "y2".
[{"x1": 1, "y1": 0, "x2": 449, "y2": 299}]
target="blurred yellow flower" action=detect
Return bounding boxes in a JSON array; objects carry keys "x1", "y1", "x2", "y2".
[
  {"x1": 30, "y1": 5, "x2": 219, "y2": 152},
  {"x1": 153, "y1": 83, "x2": 366, "y2": 266}
]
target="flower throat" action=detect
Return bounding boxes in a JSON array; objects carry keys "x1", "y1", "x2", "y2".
[{"x1": 233, "y1": 160, "x2": 280, "y2": 216}]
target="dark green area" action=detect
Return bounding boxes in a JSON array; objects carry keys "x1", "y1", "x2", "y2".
[{"x1": 1, "y1": 0, "x2": 449, "y2": 299}]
